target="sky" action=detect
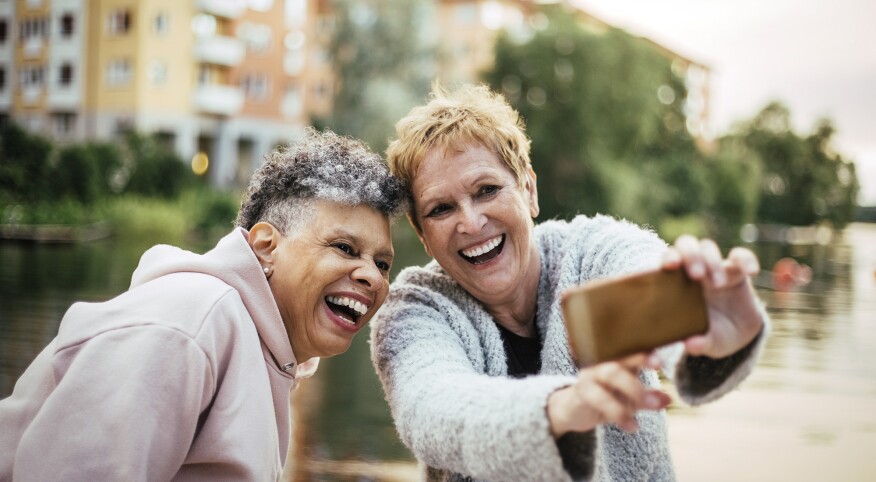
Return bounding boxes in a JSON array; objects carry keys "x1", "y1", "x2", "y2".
[{"x1": 572, "y1": 0, "x2": 876, "y2": 205}]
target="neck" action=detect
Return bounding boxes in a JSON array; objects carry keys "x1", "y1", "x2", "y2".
[{"x1": 484, "y1": 247, "x2": 542, "y2": 338}]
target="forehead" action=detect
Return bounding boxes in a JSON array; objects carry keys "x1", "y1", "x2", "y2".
[
  {"x1": 414, "y1": 144, "x2": 512, "y2": 193},
  {"x1": 306, "y1": 200, "x2": 393, "y2": 251}
]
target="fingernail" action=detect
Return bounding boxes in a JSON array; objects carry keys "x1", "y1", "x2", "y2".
[
  {"x1": 713, "y1": 271, "x2": 726, "y2": 287},
  {"x1": 690, "y1": 263, "x2": 704, "y2": 277},
  {"x1": 645, "y1": 393, "x2": 661, "y2": 409}
]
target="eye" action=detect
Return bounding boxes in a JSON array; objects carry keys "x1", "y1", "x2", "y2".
[
  {"x1": 478, "y1": 185, "x2": 501, "y2": 198},
  {"x1": 426, "y1": 203, "x2": 452, "y2": 218},
  {"x1": 333, "y1": 242, "x2": 355, "y2": 256},
  {"x1": 375, "y1": 259, "x2": 391, "y2": 272}
]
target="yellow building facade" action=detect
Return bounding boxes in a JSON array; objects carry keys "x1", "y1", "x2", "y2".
[{"x1": 1, "y1": 0, "x2": 315, "y2": 187}]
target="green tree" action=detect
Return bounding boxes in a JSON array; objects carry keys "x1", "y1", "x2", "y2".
[
  {"x1": 124, "y1": 132, "x2": 195, "y2": 199},
  {"x1": 0, "y1": 123, "x2": 53, "y2": 204},
  {"x1": 483, "y1": 10, "x2": 707, "y2": 229},
  {"x1": 723, "y1": 102, "x2": 859, "y2": 228},
  {"x1": 319, "y1": 0, "x2": 435, "y2": 152}
]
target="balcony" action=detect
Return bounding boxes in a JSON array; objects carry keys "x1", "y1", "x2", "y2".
[
  {"x1": 22, "y1": 86, "x2": 43, "y2": 105},
  {"x1": 197, "y1": 0, "x2": 245, "y2": 19},
  {"x1": 193, "y1": 84, "x2": 243, "y2": 116},
  {"x1": 194, "y1": 35, "x2": 245, "y2": 67},
  {"x1": 47, "y1": 86, "x2": 81, "y2": 110},
  {"x1": 24, "y1": 38, "x2": 43, "y2": 58}
]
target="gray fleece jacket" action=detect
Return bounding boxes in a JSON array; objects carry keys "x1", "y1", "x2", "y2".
[{"x1": 370, "y1": 215, "x2": 768, "y2": 482}]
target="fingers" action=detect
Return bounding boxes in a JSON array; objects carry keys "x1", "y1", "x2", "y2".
[
  {"x1": 574, "y1": 355, "x2": 668, "y2": 432},
  {"x1": 728, "y1": 247, "x2": 760, "y2": 276}
]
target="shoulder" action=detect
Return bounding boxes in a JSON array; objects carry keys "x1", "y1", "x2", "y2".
[
  {"x1": 56, "y1": 273, "x2": 244, "y2": 352},
  {"x1": 535, "y1": 214, "x2": 662, "y2": 248},
  {"x1": 536, "y1": 214, "x2": 667, "y2": 281}
]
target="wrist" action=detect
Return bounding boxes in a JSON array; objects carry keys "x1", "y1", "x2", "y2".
[{"x1": 547, "y1": 386, "x2": 572, "y2": 438}]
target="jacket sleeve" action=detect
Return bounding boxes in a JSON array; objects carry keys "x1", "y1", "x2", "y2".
[
  {"x1": 13, "y1": 325, "x2": 214, "y2": 481},
  {"x1": 660, "y1": 304, "x2": 770, "y2": 406},
  {"x1": 371, "y1": 293, "x2": 585, "y2": 482}
]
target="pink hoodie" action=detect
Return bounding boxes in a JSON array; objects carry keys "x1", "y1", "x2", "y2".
[{"x1": 0, "y1": 228, "x2": 318, "y2": 481}]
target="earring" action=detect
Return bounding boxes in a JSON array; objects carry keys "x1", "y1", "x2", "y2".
[{"x1": 263, "y1": 267, "x2": 270, "y2": 275}]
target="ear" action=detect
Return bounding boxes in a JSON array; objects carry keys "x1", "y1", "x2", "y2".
[
  {"x1": 406, "y1": 212, "x2": 433, "y2": 258},
  {"x1": 524, "y1": 165, "x2": 540, "y2": 219},
  {"x1": 248, "y1": 222, "x2": 280, "y2": 266}
]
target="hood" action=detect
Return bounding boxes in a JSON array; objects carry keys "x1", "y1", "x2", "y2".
[{"x1": 130, "y1": 228, "x2": 318, "y2": 380}]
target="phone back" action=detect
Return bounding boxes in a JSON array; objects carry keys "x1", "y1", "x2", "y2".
[{"x1": 561, "y1": 269, "x2": 709, "y2": 367}]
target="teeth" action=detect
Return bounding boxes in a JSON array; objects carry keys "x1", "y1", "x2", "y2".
[
  {"x1": 461, "y1": 235, "x2": 502, "y2": 258},
  {"x1": 326, "y1": 296, "x2": 368, "y2": 315}
]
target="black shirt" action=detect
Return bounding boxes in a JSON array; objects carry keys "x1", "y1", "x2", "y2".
[{"x1": 497, "y1": 323, "x2": 542, "y2": 378}]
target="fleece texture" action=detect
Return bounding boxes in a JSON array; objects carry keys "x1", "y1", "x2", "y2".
[
  {"x1": 0, "y1": 228, "x2": 317, "y2": 481},
  {"x1": 370, "y1": 215, "x2": 768, "y2": 482}
]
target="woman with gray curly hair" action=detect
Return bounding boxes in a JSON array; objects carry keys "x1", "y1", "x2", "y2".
[{"x1": 0, "y1": 128, "x2": 406, "y2": 480}]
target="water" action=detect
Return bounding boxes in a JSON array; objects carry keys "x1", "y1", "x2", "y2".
[{"x1": 1, "y1": 223, "x2": 875, "y2": 481}]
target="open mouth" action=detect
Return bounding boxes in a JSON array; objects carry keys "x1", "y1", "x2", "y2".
[
  {"x1": 459, "y1": 234, "x2": 505, "y2": 265},
  {"x1": 325, "y1": 295, "x2": 368, "y2": 326}
]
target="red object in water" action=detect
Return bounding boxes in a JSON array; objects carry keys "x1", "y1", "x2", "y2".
[{"x1": 772, "y1": 257, "x2": 812, "y2": 291}]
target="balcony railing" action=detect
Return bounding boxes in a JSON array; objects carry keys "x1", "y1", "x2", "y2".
[
  {"x1": 194, "y1": 35, "x2": 245, "y2": 67},
  {"x1": 47, "y1": 86, "x2": 81, "y2": 109},
  {"x1": 193, "y1": 84, "x2": 244, "y2": 116},
  {"x1": 22, "y1": 86, "x2": 43, "y2": 105},
  {"x1": 197, "y1": 0, "x2": 245, "y2": 19},
  {"x1": 24, "y1": 38, "x2": 43, "y2": 58}
]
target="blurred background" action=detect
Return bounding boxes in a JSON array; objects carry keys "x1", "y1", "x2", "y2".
[{"x1": 0, "y1": 0, "x2": 874, "y2": 480}]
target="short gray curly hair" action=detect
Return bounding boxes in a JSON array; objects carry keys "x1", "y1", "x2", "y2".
[{"x1": 235, "y1": 128, "x2": 407, "y2": 235}]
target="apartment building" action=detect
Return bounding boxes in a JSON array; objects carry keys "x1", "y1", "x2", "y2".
[{"x1": 1, "y1": 0, "x2": 315, "y2": 188}]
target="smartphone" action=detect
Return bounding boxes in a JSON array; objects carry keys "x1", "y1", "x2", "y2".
[{"x1": 561, "y1": 269, "x2": 709, "y2": 367}]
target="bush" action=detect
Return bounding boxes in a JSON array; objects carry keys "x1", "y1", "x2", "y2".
[
  {"x1": 0, "y1": 123, "x2": 54, "y2": 203},
  {"x1": 123, "y1": 133, "x2": 195, "y2": 199}
]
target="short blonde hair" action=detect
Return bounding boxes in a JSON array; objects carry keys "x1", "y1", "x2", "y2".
[{"x1": 386, "y1": 84, "x2": 532, "y2": 193}]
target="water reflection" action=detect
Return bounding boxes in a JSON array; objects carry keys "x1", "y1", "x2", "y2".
[{"x1": 2, "y1": 223, "x2": 875, "y2": 481}]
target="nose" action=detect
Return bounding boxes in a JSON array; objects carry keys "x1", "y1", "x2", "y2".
[
  {"x1": 456, "y1": 202, "x2": 486, "y2": 235},
  {"x1": 352, "y1": 259, "x2": 385, "y2": 292}
]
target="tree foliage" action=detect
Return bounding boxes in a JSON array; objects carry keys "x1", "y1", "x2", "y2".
[
  {"x1": 484, "y1": 10, "x2": 859, "y2": 238},
  {"x1": 319, "y1": 0, "x2": 435, "y2": 152},
  {"x1": 483, "y1": 11, "x2": 707, "y2": 230},
  {"x1": 716, "y1": 102, "x2": 859, "y2": 229}
]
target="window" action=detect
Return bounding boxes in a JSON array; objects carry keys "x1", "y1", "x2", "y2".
[
  {"x1": 0, "y1": 67, "x2": 6, "y2": 91},
  {"x1": 148, "y1": 59, "x2": 167, "y2": 85},
  {"x1": 19, "y1": 65, "x2": 45, "y2": 88},
  {"x1": 58, "y1": 63, "x2": 73, "y2": 87},
  {"x1": 0, "y1": 19, "x2": 8, "y2": 43},
  {"x1": 108, "y1": 10, "x2": 131, "y2": 36},
  {"x1": 20, "y1": 17, "x2": 48, "y2": 41},
  {"x1": 241, "y1": 73, "x2": 269, "y2": 101},
  {"x1": 153, "y1": 12, "x2": 168, "y2": 35},
  {"x1": 60, "y1": 13, "x2": 74, "y2": 37},
  {"x1": 106, "y1": 59, "x2": 132, "y2": 87},
  {"x1": 53, "y1": 113, "x2": 76, "y2": 137}
]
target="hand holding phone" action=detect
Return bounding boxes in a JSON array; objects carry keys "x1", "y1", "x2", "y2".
[{"x1": 561, "y1": 269, "x2": 709, "y2": 367}]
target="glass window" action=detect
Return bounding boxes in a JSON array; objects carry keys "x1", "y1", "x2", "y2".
[
  {"x1": 0, "y1": 20, "x2": 8, "y2": 43},
  {"x1": 153, "y1": 12, "x2": 168, "y2": 35},
  {"x1": 59, "y1": 63, "x2": 73, "y2": 86},
  {"x1": 106, "y1": 59, "x2": 132, "y2": 87},
  {"x1": 108, "y1": 10, "x2": 131, "y2": 36},
  {"x1": 60, "y1": 13, "x2": 74, "y2": 37}
]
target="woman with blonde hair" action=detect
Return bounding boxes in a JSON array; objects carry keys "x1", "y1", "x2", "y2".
[{"x1": 371, "y1": 85, "x2": 768, "y2": 481}]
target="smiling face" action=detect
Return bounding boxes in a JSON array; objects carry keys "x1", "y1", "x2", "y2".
[
  {"x1": 411, "y1": 142, "x2": 541, "y2": 308},
  {"x1": 259, "y1": 200, "x2": 393, "y2": 360}
]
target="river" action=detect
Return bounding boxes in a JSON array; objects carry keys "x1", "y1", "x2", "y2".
[{"x1": 1, "y1": 223, "x2": 874, "y2": 481}]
